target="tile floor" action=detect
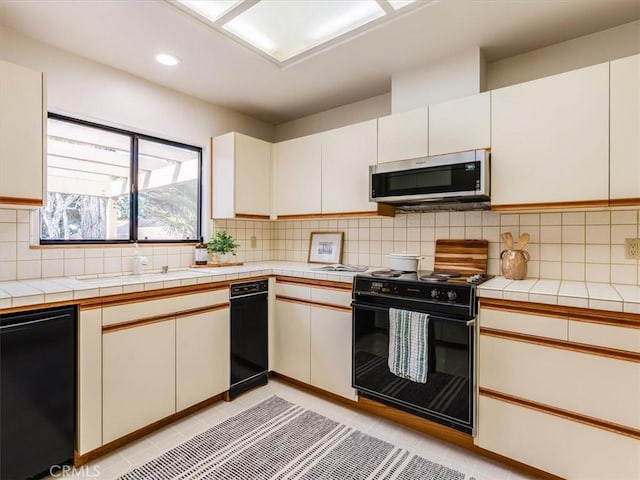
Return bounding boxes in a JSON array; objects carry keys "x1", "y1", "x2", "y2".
[{"x1": 54, "y1": 380, "x2": 539, "y2": 479}]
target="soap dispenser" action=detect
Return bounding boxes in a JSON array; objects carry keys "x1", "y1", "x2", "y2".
[{"x1": 132, "y1": 242, "x2": 148, "y2": 275}]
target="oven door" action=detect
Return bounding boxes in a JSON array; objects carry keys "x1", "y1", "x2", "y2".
[{"x1": 352, "y1": 301, "x2": 474, "y2": 434}]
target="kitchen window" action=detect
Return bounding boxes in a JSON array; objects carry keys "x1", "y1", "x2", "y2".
[{"x1": 41, "y1": 114, "x2": 202, "y2": 244}]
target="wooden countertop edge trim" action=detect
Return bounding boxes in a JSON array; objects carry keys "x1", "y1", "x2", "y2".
[
  {"x1": 81, "y1": 282, "x2": 231, "y2": 309},
  {"x1": 275, "y1": 275, "x2": 352, "y2": 290},
  {"x1": 480, "y1": 327, "x2": 640, "y2": 362},
  {"x1": 102, "y1": 303, "x2": 230, "y2": 333},
  {"x1": 276, "y1": 295, "x2": 351, "y2": 312},
  {"x1": 480, "y1": 298, "x2": 640, "y2": 328},
  {"x1": 271, "y1": 373, "x2": 561, "y2": 480},
  {"x1": 75, "y1": 392, "x2": 225, "y2": 466},
  {"x1": 479, "y1": 388, "x2": 640, "y2": 440}
]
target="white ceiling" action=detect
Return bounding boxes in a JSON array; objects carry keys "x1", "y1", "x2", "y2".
[{"x1": 0, "y1": 0, "x2": 639, "y2": 124}]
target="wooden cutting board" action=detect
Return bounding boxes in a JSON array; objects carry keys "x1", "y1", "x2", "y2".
[{"x1": 434, "y1": 239, "x2": 489, "y2": 275}]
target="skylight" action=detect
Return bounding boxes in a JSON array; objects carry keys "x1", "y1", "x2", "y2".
[{"x1": 170, "y1": 0, "x2": 425, "y2": 66}]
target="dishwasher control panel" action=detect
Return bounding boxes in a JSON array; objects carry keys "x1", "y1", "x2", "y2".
[{"x1": 230, "y1": 279, "x2": 268, "y2": 298}]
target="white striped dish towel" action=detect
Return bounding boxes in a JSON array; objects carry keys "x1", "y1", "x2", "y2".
[{"x1": 388, "y1": 308, "x2": 429, "y2": 384}]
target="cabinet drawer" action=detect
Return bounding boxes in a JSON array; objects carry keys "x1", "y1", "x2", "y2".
[
  {"x1": 477, "y1": 395, "x2": 639, "y2": 479},
  {"x1": 103, "y1": 290, "x2": 228, "y2": 326},
  {"x1": 275, "y1": 282, "x2": 311, "y2": 301},
  {"x1": 568, "y1": 320, "x2": 640, "y2": 353},
  {"x1": 480, "y1": 307, "x2": 567, "y2": 340},
  {"x1": 479, "y1": 334, "x2": 640, "y2": 428},
  {"x1": 310, "y1": 286, "x2": 352, "y2": 308}
]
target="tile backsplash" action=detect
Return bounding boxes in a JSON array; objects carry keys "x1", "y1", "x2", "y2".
[{"x1": 1, "y1": 208, "x2": 638, "y2": 285}]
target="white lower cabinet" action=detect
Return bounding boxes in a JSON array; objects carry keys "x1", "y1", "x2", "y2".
[
  {"x1": 274, "y1": 282, "x2": 355, "y2": 400},
  {"x1": 102, "y1": 319, "x2": 176, "y2": 444},
  {"x1": 310, "y1": 306, "x2": 356, "y2": 400},
  {"x1": 478, "y1": 396, "x2": 640, "y2": 479},
  {"x1": 478, "y1": 302, "x2": 640, "y2": 479},
  {"x1": 274, "y1": 299, "x2": 311, "y2": 383},
  {"x1": 176, "y1": 307, "x2": 230, "y2": 411},
  {"x1": 77, "y1": 308, "x2": 102, "y2": 455}
]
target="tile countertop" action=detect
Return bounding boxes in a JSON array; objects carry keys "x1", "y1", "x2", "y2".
[
  {"x1": 0, "y1": 262, "x2": 363, "y2": 310},
  {"x1": 478, "y1": 277, "x2": 640, "y2": 314}
]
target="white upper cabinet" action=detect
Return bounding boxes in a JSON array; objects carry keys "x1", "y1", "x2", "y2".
[
  {"x1": 0, "y1": 60, "x2": 46, "y2": 207},
  {"x1": 428, "y1": 92, "x2": 490, "y2": 156},
  {"x1": 275, "y1": 134, "x2": 322, "y2": 216},
  {"x1": 211, "y1": 132, "x2": 271, "y2": 218},
  {"x1": 377, "y1": 107, "x2": 428, "y2": 163},
  {"x1": 610, "y1": 54, "x2": 640, "y2": 205},
  {"x1": 320, "y1": 119, "x2": 377, "y2": 214},
  {"x1": 491, "y1": 62, "x2": 610, "y2": 209}
]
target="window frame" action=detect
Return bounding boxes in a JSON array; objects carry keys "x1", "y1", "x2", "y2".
[{"x1": 41, "y1": 113, "x2": 203, "y2": 245}]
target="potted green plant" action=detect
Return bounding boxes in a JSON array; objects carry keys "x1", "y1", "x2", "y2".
[{"x1": 207, "y1": 230, "x2": 239, "y2": 264}]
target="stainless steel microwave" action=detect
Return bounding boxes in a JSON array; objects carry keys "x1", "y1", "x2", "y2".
[{"x1": 369, "y1": 149, "x2": 490, "y2": 210}]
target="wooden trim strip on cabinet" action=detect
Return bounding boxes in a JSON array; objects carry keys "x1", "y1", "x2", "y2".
[
  {"x1": 479, "y1": 387, "x2": 640, "y2": 440},
  {"x1": 480, "y1": 298, "x2": 640, "y2": 329},
  {"x1": 102, "y1": 302, "x2": 229, "y2": 333},
  {"x1": 491, "y1": 199, "x2": 609, "y2": 211},
  {"x1": 609, "y1": 198, "x2": 640, "y2": 207},
  {"x1": 0, "y1": 196, "x2": 43, "y2": 206},
  {"x1": 276, "y1": 295, "x2": 352, "y2": 313},
  {"x1": 102, "y1": 313, "x2": 174, "y2": 333},
  {"x1": 480, "y1": 327, "x2": 640, "y2": 363},
  {"x1": 235, "y1": 213, "x2": 271, "y2": 220},
  {"x1": 275, "y1": 275, "x2": 352, "y2": 291},
  {"x1": 174, "y1": 302, "x2": 229, "y2": 319},
  {"x1": 277, "y1": 205, "x2": 395, "y2": 220}
]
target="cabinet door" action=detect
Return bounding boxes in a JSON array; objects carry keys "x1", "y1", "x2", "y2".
[
  {"x1": 479, "y1": 335, "x2": 639, "y2": 428},
  {"x1": 275, "y1": 134, "x2": 321, "y2": 216},
  {"x1": 274, "y1": 299, "x2": 310, "y2": 382},
  {"x1": 235, "y1": 133, "x2": 272, "y2": 217},
  {"x1": 176, "y1": 307, "x2": 229, "y2": 411},
  {"x1": 310, "y1": 306, "x2": 356, "y2": 400},
  {"x1": 102, "y1": 319, "x2": 176, "y2": 443},
  {"x1": 321, "y1": 119, "x2": 377, "y2": 214},
  {"x1": 0, "y1": 60, "x2": 45, "y2": 206},
  {"x1": 428, "y1": 92, "x2": 490, "y2": 156},
  {"x1": 491, "y1": 63, "x2": 609, "y2": 208},
  {"x1": 610, "y1": 54, "x2": 640, "y2": 203},
  {"x1": 477, "y1": 395, "x2": 640, "y2": 479},
  {"x1": 77, "y1": 308, "x2": 102, "y2": 455},
  {"x1": 377, "y1": 107, "x2": 428, "y2": 163}
]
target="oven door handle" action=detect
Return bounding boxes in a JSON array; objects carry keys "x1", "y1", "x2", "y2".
[
  {"x1": 353, "y1": 301, "x2": 476, "y2": 326},
  {"x1": 351, "y1": 302, "x2": 390, "y2": 313}
]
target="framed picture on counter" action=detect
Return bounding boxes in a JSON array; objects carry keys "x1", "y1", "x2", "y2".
[{"x1": 308, "y1": 231, "x2": 344, "y2": 264}]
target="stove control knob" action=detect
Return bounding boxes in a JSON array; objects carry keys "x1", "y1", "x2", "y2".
[
  {"x1": 430, "y1": 289, "x2": 439, "y2": 299},
  {"x1": 447, "y1": 290, "x2": 457, "y2": 301}
]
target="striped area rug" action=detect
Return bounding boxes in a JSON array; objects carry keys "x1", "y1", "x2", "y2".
[{"x1": 119, "y1": 396, "x2": 472, "y2": 480}]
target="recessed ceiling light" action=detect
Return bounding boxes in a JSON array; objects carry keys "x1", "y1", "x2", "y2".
[{"x1": 155, "y1": 53, "x2": 180, "y2": 66}]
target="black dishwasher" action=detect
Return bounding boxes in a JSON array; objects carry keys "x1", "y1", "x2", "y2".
[
  {"x1": 0, "y1": 305, "x2": 76, "y2": 480},
  {"x1": 229, "y1": 279, "x2": 268, "y2": 399}
]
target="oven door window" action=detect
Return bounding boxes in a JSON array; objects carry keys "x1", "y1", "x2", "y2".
[{"x1": 353, "y1": 304, "x2": 472, "y2": 428}]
